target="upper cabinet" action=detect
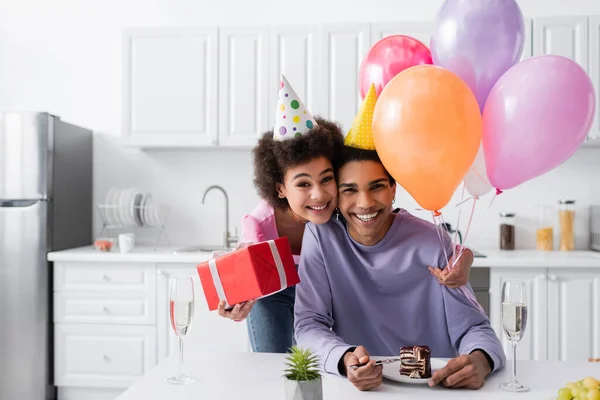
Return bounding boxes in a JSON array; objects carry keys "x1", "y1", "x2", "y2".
[
  {"x1": 370, "y1": 21, "x2": 433, "y2": 46},
  {"x1": 218, "y1": 27, "x2": 270, "y2": 147},
  {"x1": 320, "y1": 24, "x2": 370, "y2": 132},
  {"x1": 533, "y1": 16, "x2": 599, "y2": 143},
  {"x1": 121, "y1": 17, "x2": 600, "y2": 149},
  {"x1": 589, "y1": 17, "x2": 600, "y2": 140},
  {"x1": 522, "y1": 18, "x2": 534, "y2": 60},
  {"x1": 122, "y1": 27, "x2": 218, "y2": 148},
  {"x1": 269, "y1": 26, "x2": 321, "y2": 124},
  {"x1": 533, "y1": 17, "x2": 589, "y2": 68}
]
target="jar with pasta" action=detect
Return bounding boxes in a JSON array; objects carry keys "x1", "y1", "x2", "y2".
[
  {"x1": 558, "y1": 200, "x2": 575, "y2": 251},
  {"x1": 536, "y1": 204, "x2": 554, "y2": 251}
]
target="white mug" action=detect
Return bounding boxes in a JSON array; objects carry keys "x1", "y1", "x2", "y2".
[{"x1": 119, "y1": 233, "x2": 135, "y2": 253}]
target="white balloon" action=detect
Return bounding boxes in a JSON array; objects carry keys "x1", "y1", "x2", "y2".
[{"x1": 464, "y1": 144, "x2": 492, "y2": 197}]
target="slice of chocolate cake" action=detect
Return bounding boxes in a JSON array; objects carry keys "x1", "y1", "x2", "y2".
[{"x1": 399, "y1": 345, "x2": 431, "y2": 379}]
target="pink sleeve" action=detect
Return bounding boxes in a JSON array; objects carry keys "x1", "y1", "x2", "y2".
[{"x1": 240, "y1": 215, "x2": 265, "y2": 244}]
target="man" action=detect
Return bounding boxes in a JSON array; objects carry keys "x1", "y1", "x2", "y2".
[{"x1": 293, "y1": 146, "x2": 506, "y2": 391}]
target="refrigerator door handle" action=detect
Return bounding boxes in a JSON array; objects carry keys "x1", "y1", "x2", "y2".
[{"x1": 0, "y1": 199, "x2": 43, "y2": 207}]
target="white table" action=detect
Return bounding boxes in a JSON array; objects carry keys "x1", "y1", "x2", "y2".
[{"x1": 116, "y1": 348, "x2": 600, "y2": 400}]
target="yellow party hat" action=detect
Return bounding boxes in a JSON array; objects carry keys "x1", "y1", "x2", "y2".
[{"x1": 344, "y1": 84, "x2": 377, "y2": 150}]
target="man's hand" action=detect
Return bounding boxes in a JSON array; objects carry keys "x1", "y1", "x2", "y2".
[
  {"x1": 428, "y1": 351, "x2": 492, "y2": 389},
  {"x1": 342, "y1": 346, "x2": 382, "y2": 391},
  {"x1": 428, "y1": 248, "x2": 474, "y2": 288}
]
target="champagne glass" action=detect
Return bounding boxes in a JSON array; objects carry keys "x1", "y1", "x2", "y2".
[
  {"x1": 499, "y1": 280, "x2": 529, "y2": 392},
  {"x1": 167, "y1": 276, "x2": 197, "y2": 385}
]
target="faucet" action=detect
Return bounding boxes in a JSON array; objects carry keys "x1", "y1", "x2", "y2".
[{"x1": 202, "y1": 185, "x2": 239, "y2": 249}]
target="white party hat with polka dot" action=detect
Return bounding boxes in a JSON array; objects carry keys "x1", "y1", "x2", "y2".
[
  {"x1": 273, "y1": 74, "x2": 318, "y2": 141},
  {"x1": 344, "y1": 83, "x2": 377, "y2": 150}
]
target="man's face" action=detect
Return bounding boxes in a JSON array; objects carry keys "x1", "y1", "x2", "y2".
[{"x1": 337, "y1": 160, "x2": 396, "y2": 246}]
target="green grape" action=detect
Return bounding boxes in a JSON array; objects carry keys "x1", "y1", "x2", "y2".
[
  {"x1": 558, "y1": 387, "x2": 573, "y2": 400},
  {"x1": 588, "y1": 389, "x2": 600, "y2": 400},
  {"x1": 572, "y1": 387, "x2": 583, "y2": 398}
]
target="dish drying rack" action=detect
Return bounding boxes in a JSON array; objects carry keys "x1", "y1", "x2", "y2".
[{"x1": 96, "y1": 203, "x2": 171, "y2": 247}]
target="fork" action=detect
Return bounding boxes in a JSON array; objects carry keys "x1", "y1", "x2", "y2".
[{"x1": 347, "y1": 357, "x2": 402, "y2": 370}]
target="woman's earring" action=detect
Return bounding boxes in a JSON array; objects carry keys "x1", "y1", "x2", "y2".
[
  {"x1": 392, "y1": 197, "x2": 396, "y2": 204},
  {"x1": 335, "y1": 208, "x2": 340, "y2": 220}
]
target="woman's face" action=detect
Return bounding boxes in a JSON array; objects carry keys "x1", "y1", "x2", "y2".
[{"x1": 277, "y1": 156, "x2": 338, "y2": 224}]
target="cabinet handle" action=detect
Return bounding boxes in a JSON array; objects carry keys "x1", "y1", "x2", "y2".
[
  {"x1": 549, "y1": 274, "x2": 557, "y2": 281},
  {"x1": 102, "y1": 354, "x2": 110, "y2": 362},
  {"x1": 102, "y1": 274, "x2": 110, "y2": 282},
  {"x1": 101, "y1": 306, "x2": 109, "y2": 313},
  {"x1": 157, "y1": 269, "x2": 162, "y2": 276},
  {"x1": 538, "y1": 274, "x2": 546, "y2": 280}
]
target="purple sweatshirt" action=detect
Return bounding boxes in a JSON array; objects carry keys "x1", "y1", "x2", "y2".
[{"x1": 294, "y1": 209, "x2": 506, "y2": 375}]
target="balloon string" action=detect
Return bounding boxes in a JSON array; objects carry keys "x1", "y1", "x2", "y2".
[
  {"x1": 455, "y1": 197, "x2": 478, "y2": 263},
  {"x1": 438, "y1": 210, "x2": 485, "y2": 315},
  {"x1": 456, "y1": 195, "x2": 474, "y2": 207},
  {"x1": 449, "y1": 184, "x2": 467, "y2": 268},
  {"x1": 432, "y1": 212, "x2": 450, "y2": 272},
  {"x1": 459, "y1": 190, "x2": 497, "y2": 248}
]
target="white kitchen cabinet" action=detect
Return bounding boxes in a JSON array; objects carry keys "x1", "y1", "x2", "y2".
[
  {"x1": 588, "y1": 16, "x2": 600, "y2": 140},
  {"x1": 533, "y1": 16, "x2": 599, "y2": 144},
  {"x1": 156, "y1": 264, "x2": 250, "y2": 361},
  {"x1": 547, "y1": 269, "x2": 600, "y2": 361},
  {"x1": 490, "y1": 268, "x2": 547, "y2": 361},
  {"x1": 533, "y1": 16, "x2": 588, "y2": 67},
  {"x1": 522, "y1": 18, "x2": 534, "y2": 60},
  {"x1": 269, "y1": 26, "x2": 321, "y2": 121},
  {"x1": 122, "y1": 27, "x2": 219, "y2": 148},
  {"x1": 218, "y1": 27, "x2": 270, "y2": 147},
  {"x1": 370, "y1": 21, "x2": 433, "y2": 45},
  {"x1": 54, "y1": 323, "x2": 157, "y2": 388},
  {"x1": 319, "y1": 24, "x2": 371, "y2": 132},
  {"x1": 491, "y1": 267, "x2": 600, "y2": 362},
  {"x1": 53, "y1": 260, "x2": 251, "y2": 400}
]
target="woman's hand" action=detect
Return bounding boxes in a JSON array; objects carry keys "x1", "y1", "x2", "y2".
[
  {"x1": 427, "y1": 247, "x2": 474, "y2": 288},
  {"x1": 217, "y1": 300, "x2": 256, "y2": 322}
]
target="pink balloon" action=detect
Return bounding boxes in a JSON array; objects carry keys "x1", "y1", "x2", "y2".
[
  {"x1": 359, "y1": 35, "x2": 432, "y2": 99},
  {"x1": 483, "y1": 55, "x2": 596, "y2": 191}
]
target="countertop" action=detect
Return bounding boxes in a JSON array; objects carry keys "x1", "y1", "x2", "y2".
[
  {"x1": 115, "y1": 348, "x2": 600, "y2": 400},
  {"x1": 48, "y1": 245, "x2": 600, "y2": 268},
  {"x1": 47, "y1": 245, "x2": 214, "y2": 263}
]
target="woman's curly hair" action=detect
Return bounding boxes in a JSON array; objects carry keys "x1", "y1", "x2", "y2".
[{"x1": 252, "y1": 117, "x2": 345, "y2": 210}]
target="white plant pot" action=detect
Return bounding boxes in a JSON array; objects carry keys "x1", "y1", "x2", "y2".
[{"x1": 283, "y1": 377, "x2": 323, "y2": 400}]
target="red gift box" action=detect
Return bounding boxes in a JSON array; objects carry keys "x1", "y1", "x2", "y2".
[{"x1": 197, "y1": 237, "x2": 300, "y2": 311}]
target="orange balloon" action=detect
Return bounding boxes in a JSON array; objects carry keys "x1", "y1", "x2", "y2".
[{"x1": 372, "y1": 65, "x2": 481, "y2": 213}]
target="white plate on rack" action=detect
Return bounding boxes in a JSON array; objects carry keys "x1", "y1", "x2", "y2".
[
  {"x1": 133, "y1": 192, "x2": 143, "y2": 226},
  {"x1": 107, "y1": 187, "x2": 121, "y2": 226},
  {"x1": 141, "y1": 193, "x2": 151, "y2": 226},
  {"x1": 372, "y1": 357, "x2": 448, "y2": 384}
]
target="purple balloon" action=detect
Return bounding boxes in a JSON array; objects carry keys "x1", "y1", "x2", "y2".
[
  {"x1": 431, "y1": 0, "x2": 525, "y2": 111},
  {"x1": 482, "y1": 55, "x2": 596, "y2": 191}
]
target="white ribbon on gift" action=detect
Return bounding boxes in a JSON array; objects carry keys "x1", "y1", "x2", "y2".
[{"x1": 208, "y1": 239, "x2": 287, "y2": 308}]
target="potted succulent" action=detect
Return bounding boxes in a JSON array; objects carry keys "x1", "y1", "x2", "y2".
[{"x1": 283, "y1": 346, "x2": 323, "y2": 400}]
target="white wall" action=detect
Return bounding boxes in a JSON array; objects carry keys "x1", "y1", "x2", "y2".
[{"x1": 0, "y1": 0, "x2": 599, "y2": 250}]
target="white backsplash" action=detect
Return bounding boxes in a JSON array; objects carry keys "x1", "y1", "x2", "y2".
[{"x1": 0, "y1": 0, "x2": 599, "y2": 250}]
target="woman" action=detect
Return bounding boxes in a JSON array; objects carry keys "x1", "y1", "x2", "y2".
[{"x1": 217, "y1": 76, "x2": 474, "y2": 353}]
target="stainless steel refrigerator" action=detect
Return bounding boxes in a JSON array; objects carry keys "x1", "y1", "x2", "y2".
[{"x1": 0, "y1": 112, "x2": 93, "y2": 400}]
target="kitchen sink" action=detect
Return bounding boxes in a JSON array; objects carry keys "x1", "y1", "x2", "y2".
[
  {"x1": 472, "y1": 249, "x2": 486, "y2": 258},
  {"x1": 172, "y1": 245, "x2": 234, "y2": 254}
]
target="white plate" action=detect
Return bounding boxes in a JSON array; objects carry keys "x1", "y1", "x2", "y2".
[
  {"x1": 373, "y1": 357, "x2": 448, "y2": 384},
  {"x1": 107, "y1": 187, "x2": 121, "y2": 226}
]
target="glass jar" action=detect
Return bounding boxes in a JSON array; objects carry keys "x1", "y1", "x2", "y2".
[
  {"x1": 499, "y1": 213, "x2": 515, "y2": 250},
  {"x1": 559, "y1": 200, "x2": 575, "y2": 251},
  {"x1": 536, "y1": 205, "x2": 554, "y2": 251}
]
